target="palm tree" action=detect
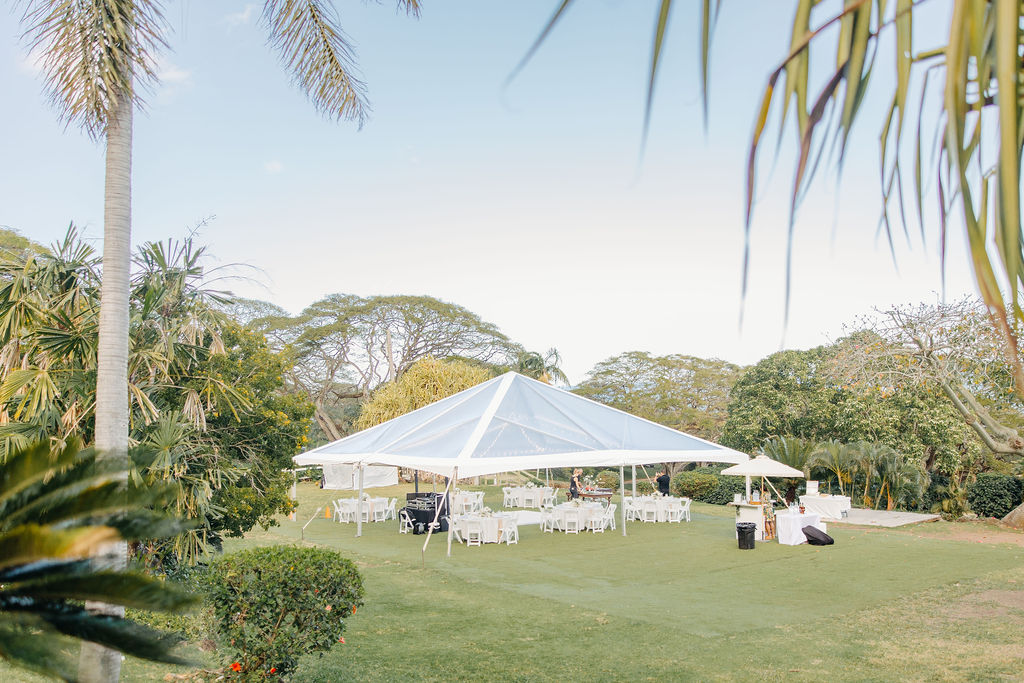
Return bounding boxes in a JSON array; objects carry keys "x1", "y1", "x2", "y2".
[
  {"x1": 17, "y1": 3, "x2": 419, "y2": 678},
  {"x1": 874, "y1": 450, "x2": 926, "y2": 511},
  {"x1": 515, "y1": 348, "x2": 569, "y2": 385},
  {"x1": 0, "y1": 439, "x2": 196, "y2": 680},
  {"x1": 810, "y1": 440, "x2": 855, "y2": 497},
  {"x1": 846, "y1": 441, "x2": 896, "y2": 508},
  {"x1": 761, "y1": 435, "x2": 818, "y2": 504}
]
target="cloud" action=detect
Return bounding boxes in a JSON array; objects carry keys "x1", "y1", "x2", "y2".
[
  {"x1": 263, "y1": 161, "x2": 284, "y2": 174},
  {"x1": 156, "y1": 60, "x2": 191, "y2": 86},
  {"x1": 225, "y1": 4, "x2": 257, "y2": 28},
  {"x1": 16, "y1": 46, "x2": 46, "y2": 76}
]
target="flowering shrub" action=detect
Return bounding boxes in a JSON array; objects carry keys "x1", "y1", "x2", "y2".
[{"x1": 207, "y1": 545, "x2": 364, "y2": 680}]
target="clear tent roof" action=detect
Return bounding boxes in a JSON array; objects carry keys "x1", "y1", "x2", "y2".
[{"x1": 293, "y1": 372, "x2": 749, "y2": 477}]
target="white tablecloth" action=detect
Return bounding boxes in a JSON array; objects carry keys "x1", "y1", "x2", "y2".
[
  {"x1": 776, "y1": 510, "x2": 826, "y2": 545},
  {"x1": 552, "y1": 502, "x2": 602, "y2": 530},
  {"x1": 633, "y1": 496, "x2": 684, "y2": 522},
  {"x1": 509, "y1": 486, "x2": 552, "y2": 508},
  {"x1": 799, "y1": 495, "x2": 851, "y2": 520},
  {"x1": 458, "y1": 513, "x2": 514, "y2": 543}
]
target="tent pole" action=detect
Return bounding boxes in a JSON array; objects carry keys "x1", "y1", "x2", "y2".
[
  {"x1": 631, "y1": 465, "x2": 637, "y2": 498},
  {"x1": 447, "y1": 466, "x2": 457, "y2": 557},
  {"x1": 414, "y1": 469, "x2": 419, "y2": 494},
  {"x1": 620, "y1": 465, "x2": 627, "y2": 536},
  {"x1": 356, "y1": 463, "x2": 364, "y2": 538},
  {"x1": 745, "y1": 475, "x2": 751, "y2": 501},
  {"x1": 421, "y1": 468, "x2": 456, "y2": 565}
]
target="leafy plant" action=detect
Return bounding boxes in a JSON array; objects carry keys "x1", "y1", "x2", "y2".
[
  {"x1": 595, "y1": 470, "x2": 619, "y2": 489},
  {"x1": 0, "y1": 440, "x2": 197, "y2": 680},
  {"x1": 207, "y1": 545, "x2": 365, "y2": 679},
  {"x1": 967, "y1": 473, "x2": 1024, "y2": 519},
  {"x1": 670, "y1": 471, "x2": 719, "y2": 500}
]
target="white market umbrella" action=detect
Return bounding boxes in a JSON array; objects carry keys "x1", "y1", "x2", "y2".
[{"x1": 720, "y1": 455, "x2": 805, "y2": 501}]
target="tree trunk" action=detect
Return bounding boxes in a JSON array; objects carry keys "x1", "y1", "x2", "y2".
[
  {"x1": 313, "y1": 404, "x2": 342, "y2": 441},
  {"x1": 79, "y1": 89, "x2": 132, "y2": 683}
]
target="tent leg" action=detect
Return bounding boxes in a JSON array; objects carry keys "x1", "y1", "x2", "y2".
[
  {"x1": 745, "y1": 475, "x2": 751, "y2": 502},
  {"x1": 356, "y1": 464, "x2": 364, "y2": 538},
  {"x1": 422, "y1": 467, "x2": 456, "y2": 564},
  {"x1": 631, "y1": 465, "x2": 637, "y2": 498},
  {"x1": 414, "y1": 469, "x2": 419, "y2": 494},
  {"x1": 620, "y1": 465, "x2": 626, "y2": 537}
]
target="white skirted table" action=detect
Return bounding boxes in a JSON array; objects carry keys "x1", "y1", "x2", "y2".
[
  {"x1": 508, "y1": 486, "x2": 553, "y2": 508},
  {"x1": 776, "y1": 510, "x2": 826, "y2": 545},
  {"x1": 457, "y1": 513, "x2": 515, "y2": 544},
  {"x1": 799, "y1": 494, "x2": 851, "y2": 520}
]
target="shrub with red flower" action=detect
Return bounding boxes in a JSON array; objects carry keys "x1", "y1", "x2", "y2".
[{"x1": 208, "y1": 546, "x2": 364, "y2": 679}]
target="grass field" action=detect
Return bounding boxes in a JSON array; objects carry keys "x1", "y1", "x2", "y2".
[{"x1": 7, "y1": 482, "x2": 1024, "y2": 681}]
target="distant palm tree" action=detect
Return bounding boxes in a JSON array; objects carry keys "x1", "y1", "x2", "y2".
[
  {"x1": 761, "y1": 436, "x2": 818, "y2": 504},
  {"x1": 810, "y1": 440, "x2": 855, "y2": 497},
  {"x1": 16, "y1": 2, "x2": 420, "y2": 679},
  {"x1": 515, "y1": 348, "x2": 569, "y2": 385}
]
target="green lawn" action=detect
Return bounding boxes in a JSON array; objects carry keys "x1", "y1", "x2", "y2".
[{"x1": 7, "y1": 482, "x2": 1024, "y2": 681}]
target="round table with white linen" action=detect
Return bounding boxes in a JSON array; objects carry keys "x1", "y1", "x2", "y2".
[
  {"x1": 775, "y1": 509, "x2": 826, "y2": 545},
  {"x1": 798, "y1": 494, "x2": 851, "y2": 520}
]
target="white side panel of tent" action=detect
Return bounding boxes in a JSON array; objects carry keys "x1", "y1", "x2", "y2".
[{"x1": 321, "y1": 464, "x2": 398, "y2": 489}]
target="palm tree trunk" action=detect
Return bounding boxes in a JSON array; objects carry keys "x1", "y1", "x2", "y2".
[{"x1": 79, "y1": 87, "x2": 132, "y2": 683}]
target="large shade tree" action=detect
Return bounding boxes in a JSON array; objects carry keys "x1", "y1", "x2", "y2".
[
  {"x1": 254, "y1": 294, "x2": 516, "y2": 441},
  {"x1": 15, "y1": 1, "x2": 420, "y2": 678},
  {"x1": 575, "y1": 351, "x2": 743, "y2": 442}
]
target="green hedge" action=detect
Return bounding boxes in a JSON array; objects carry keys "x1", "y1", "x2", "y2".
[
  {"x1": 208, "y1": 545, "x2": 364, "y2": 679},
  {"x1": 671, "y1": 467, "x2": 746, "y2": 504},
  {"x1": 967, "y1": 474, "x2": 1024, "y2": 519},
  {"x1": 596, "y1": 470, "x2": 620, "y2": 489}
]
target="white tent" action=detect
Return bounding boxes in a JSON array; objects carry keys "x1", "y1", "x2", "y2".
[
  {"x1": 294, "y1": 372, "x2": 749, "y2": 476},
  {"x1": 294, "y1": 372, "x2": 749, "y2": 549}
]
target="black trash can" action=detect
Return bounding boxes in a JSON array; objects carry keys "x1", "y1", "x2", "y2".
[{"x1": 736, "y1": 522, "x2": 756, "y2": 550}]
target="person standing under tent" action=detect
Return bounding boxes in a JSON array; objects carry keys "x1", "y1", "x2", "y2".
[
  {"x1": 570, "y1": 469, "x2": 582, "y2": 500},
  {"x1": 656, "y1": 468, "x2": 671, "y2": 496}
]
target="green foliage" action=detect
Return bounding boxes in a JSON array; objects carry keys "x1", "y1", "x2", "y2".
[
  {"x1": 670, "y1": 470, "x2": 718, "y2": 500},
  {"x1": 514, "y1": 348, "x2": 569, "y2": 385},
  {"x1": 214, "y1": 474, "x2": 297, "y2": 539},
  {"x1": 722, "y1": 345, "x2": 978, "y2": 476},
  {"x1": 967, "y1": 474, "x2": 1024, "y2": 519},
  {"x1": 635, "y1": 479, "x2": 655, "y2": 495},
  {"x1": 207, "y1": 545, "x2": 365, "y2": 679},
  {"x1": 669, "y1": 467, "x2": 745, "y2": 504},
  {"x1": 576, "y1": 351, "x2": 743, "y2": 441},
  {"x1": 357, "y1": 357, "x2": 492, "y2": 430},
  {"x1": 0, "y1": 439, "x2": 197, "y2": 680},
  {"x1": 595, "y1": 470, "x2": 619, "y2": 489}
]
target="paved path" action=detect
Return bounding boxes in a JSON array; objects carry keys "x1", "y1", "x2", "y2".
[{"x1": 833, "y1": 508, "x2": 940, "y2": 527}]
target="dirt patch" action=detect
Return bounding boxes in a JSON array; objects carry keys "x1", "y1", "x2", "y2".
[
  {"x1": 908, "y1": 524, "x2": 1024, "y2": 547},
  {"x1": 974, "y1": 590, "x2": 1024, "y2": 611},
  {"x1": 948, "y1": 589, "x2": 1024, "y2": 622}
]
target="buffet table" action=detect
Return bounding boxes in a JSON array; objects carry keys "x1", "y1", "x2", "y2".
[
  {"x1": 728, "y1": 502, "x2": 767, "y2": 541},
  {"x1": 775, "y1": 509, "x2": 826, "y2": 545},
  {"x1": 799, "y1": 494, "x2": 851, "y2": 520}
]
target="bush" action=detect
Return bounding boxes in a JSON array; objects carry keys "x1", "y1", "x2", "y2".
[
  {"x1": 670, "y1": 467, "x2": 747, "y2": 504},
  {"x1": 207, "y1": 545, "x2": 364, "y2": 679},
  {"x1": 635, "y1": 479, "x2": 654, "y2": 495},
  {"x1": 671, "y1": 471, "x2": 718, "y2": 500},
  {"x1": 967, "y1": 474, "x2": 1024, "y2": 519},
  {"x1": 595, "y1": 470, "x2": 620, "y2": 489}
]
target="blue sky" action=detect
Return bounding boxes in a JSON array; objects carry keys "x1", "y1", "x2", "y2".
[{"x1": 1, "y1": 1, "x2": 972, "y2": 382}]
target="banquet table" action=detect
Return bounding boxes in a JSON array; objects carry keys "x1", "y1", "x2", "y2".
[
  {"x1": 509, "y1": 486, "x2": 552, "y2": 508},
  {"x1": 775, "y1": 509, "x2": 826, "y2": 546},
  {"x1": 335, "y1": 497, "x2": 389, "y2": 522},
  {"x1": 799, "y1": 494, "x2": 851, "y2": 520},
  {"x1": 633, "y1": 496, "x2": 684, "y2": 522},
  {"x1": 458, "y1": 512, "x2": 515, "y2": 544},
  {"x1": 552, "y1": 502, "x2": 602, "y2": 530}
]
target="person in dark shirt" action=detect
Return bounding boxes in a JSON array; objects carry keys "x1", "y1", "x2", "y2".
[
  {"x1": 656, "y1": 468, "x2": 671, "y2": 496},
  {"x1": 570, "y1": 469, "x2": 582, "y2": 499}
]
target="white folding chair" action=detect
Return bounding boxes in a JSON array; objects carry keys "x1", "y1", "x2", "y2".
[
  {"x1": 680, "y1": 498, "x2": 691, "y2": 522},
  {"x1": 501, "y1": 514, "x2": 519, "y2": 545},
  {"x1": 447, "y1": 516, "x2": 464, "y2": 544},
  {"x1": 642, "y1": 500, "x2": 658, "y2": 523},
  {"x1": 563, "y1": 509, "x2": 581, "y2": 534},
  {"x1": 588, "y1": 507, "x2": 606, "y2": 533},
  {"x1": 385, "y1": 498, "x2": 397, "y2": 521},
  {"x1": 332, "y1": 499, "x2": 351, "y2": 523},
  {"x1": 603, "y1": 503, "x2": 617, "y2": 531},
  {"x1": 624, "y1": 497, "x2": 637, "y2": 522},
  {"x1": 666, "y1": 502, "x2": 683, "y2": 523},
  {"x1": 398, "y1": 509, "x2": 414, "y2": 534},
  {"x1": 474, "y1": 491, "x2": 486, "y2": 512},
  {"x1": 540, "y1": 506, "x2": 555, "y2": 533},
  {"x1": 502, "y1": 487, "x2": 514, "y2": 507},
  {"x1": 465, "y1": 519, "x2": 483, "y2": 547},
  {"x1": 359, "y1": 502, "x2": 371, "y2": 523},
  {"x1": 373, "y1": 500, "x2": 388, "y2": 523}
]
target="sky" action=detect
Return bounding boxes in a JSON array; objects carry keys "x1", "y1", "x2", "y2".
[{"x1": 1, "y1": 1, "x2": 976, "y2": 383}]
